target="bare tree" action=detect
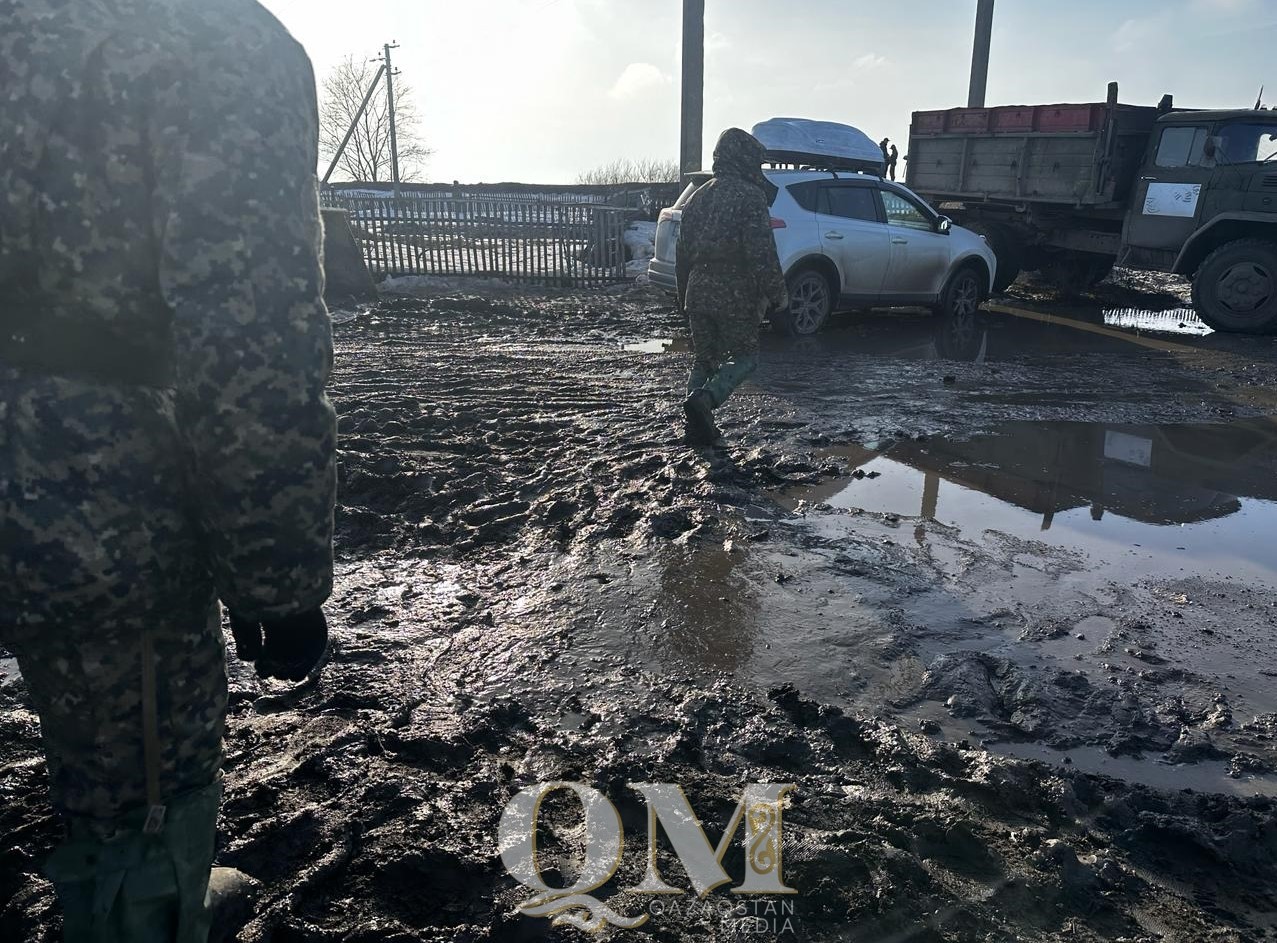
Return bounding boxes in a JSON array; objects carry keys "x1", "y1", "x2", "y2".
[
  {"x1": 576, "y1": 158, "x2": 680, "y2": 186},
  {"x1": 319, "y1": 56, "x2": 432, "y2": 183}
]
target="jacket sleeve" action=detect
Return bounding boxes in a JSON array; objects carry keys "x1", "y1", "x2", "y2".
[
  {"x1": 739, "y1": 191, "x2": 787, "y2": 306},
  {"x1": 150, "y1": 36, "x2": 337, "y2": 620}
]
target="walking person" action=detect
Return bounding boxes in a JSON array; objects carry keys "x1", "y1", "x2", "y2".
[
  {"x1": 1, "y1": 1, "x2": 337, "y2": 940},
  {"x1": 677, "y1": 128, "x2": 788, "y2": 446}
]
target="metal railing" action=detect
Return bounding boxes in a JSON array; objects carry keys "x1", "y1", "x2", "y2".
[{"x1": 323, "y1": 194, "x2": 635, "y2": 287}]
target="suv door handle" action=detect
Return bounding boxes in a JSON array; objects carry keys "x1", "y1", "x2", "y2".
[
  {"x1": 825, "y1": 232, "x2": 844, "y2": 240},
  {"x1": 891, "y1": 237, "x2": 908, "y2": 245}
]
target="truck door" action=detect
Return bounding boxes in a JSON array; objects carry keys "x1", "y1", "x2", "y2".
[
  {"x1": 813, "y1": 182, "x2": 890, "y2": 304},
  {"x1": 1125, "y1": 123, "x2": 1215, "y2": 251}
]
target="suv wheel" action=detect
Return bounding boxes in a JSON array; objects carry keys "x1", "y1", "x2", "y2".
[
  {"x1": 1192, "y1": 239, "x2": 1277, "y2": 333},
  {"x1": 939, "y1": 265, "x2": 982, "y2": 325},
  {"x1": 772, "y1": 268, "x2": 834, "y2": 335}
]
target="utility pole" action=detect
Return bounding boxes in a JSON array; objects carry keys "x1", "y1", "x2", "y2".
[
  {"x1": 967, "y1": 0, "x2": 995, "y2": 108},
  {"x1": 680, "y1": 0, "x2": 705, "y2": 182},
  {"x1": 382, "y1": 42, "x2": 402, "y2": 196},
  {"x1": 322, "y1": 63, "x2": 387, "y2": 185}
]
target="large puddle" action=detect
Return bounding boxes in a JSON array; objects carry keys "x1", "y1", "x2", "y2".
[{"x1": 786, "y1": 417, "x2": 1277, "y2": 585}]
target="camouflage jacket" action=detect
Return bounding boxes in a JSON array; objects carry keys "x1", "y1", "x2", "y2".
[
  {"x1": 0, "y1": 0, "x2": 336, "y2": 625},
  {"x1": 676, "y1": 129, "x2": 787, "y2": 311}
]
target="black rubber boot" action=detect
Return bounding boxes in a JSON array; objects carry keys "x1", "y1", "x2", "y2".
[{"x1": 683, "y1": 390, "x2": 720, "y2": 446}]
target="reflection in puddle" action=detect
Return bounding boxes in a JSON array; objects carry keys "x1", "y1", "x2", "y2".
[
  {"x1": 788, "y1": 418, "x2": 1277, "y2": 584},
  {"x1": 652, "y1": 545, "x2": 757, "y2": 673},
  {"x1": 1103, "y1": 307, "x2": 1211, "y2": 336},
  {"x1": 995, "y1": 741, "x2": 1277, "y2": 797},
  {"x1": 624, "y1": 337, "x2": 691, "y2": 354}
]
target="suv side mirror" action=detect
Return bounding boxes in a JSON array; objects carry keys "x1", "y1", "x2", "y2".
[{"x1": 936, "y1": 216, "x2": 953, "y2": 235}]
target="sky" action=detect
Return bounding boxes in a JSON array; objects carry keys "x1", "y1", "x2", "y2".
[{"x1": 256, "y1": 0, "x2": 1277, "y2": 185}]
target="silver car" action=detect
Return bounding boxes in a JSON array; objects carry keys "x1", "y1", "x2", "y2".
[{"x1": 650, "y1": 169, "x2": 997, "y2": 336}]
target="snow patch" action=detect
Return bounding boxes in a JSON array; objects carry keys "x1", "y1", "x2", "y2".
[{"x1": 623, "y1": 221, "x2": 657, "y2": 279}]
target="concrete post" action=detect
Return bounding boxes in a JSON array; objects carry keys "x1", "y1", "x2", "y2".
[
  {"x1": 680, "y1": 0, "x2": 705, "y2": 182},
  {"x1": 384, "y1": 42, "x2": 401, "y2": 196},
  {"x1": 967, "y1": 0, "x2": 995, "y2": 108}
]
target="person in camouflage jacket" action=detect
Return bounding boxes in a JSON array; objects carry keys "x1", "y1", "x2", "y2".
[
  {"x1": 1, "y1": 1, "x2": 336, "y2": 939},
  {"x1": 676, "y1": 128, "x2": 788, "y2": 445}
]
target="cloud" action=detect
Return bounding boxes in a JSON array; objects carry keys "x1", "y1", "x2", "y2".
[
  {"x1": 609, "y1": 62, "x2": 672, "y2": 100},
  {"x1": 706, "y1": 31, "x2": 732, "y2": 53},
  {"x1": 852, "y1": 52, "x2": 889, "y2": 70},
  {"x1": 1111, "y1": 16, "x2": 1162, "y2": 52},
  {"x1": 1191, "y1": 0, "x2": 1256, "y2": 10}
]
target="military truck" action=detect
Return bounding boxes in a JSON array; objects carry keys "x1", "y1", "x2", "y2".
[{"x1": 906, "y1": 83, "x2": 1277, "y2": 332}]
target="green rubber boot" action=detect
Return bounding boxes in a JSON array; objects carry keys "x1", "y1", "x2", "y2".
[{"x1": 45, "y1": 778, "x2": 222, "y2": 943}]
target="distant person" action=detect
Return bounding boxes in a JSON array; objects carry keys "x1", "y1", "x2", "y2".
[
  {"x1": 676, "y1": 129, "x2": 788, "y2": 446},
  {"x1": 879, "y1": 137, "x2": 891, "y2": 165},
  {"x1": 2, "y1": 0, "x2": 336, "y2": 940},
  {"x1": 887, "y1": 144, "x2": 900, "y2": 181}
]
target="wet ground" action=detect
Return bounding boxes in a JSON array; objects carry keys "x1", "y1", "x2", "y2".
[{"x1": 5, "y1": 271, "x2": 1277, "y2": 941}]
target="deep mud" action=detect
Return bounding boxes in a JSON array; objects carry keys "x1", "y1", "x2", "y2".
[{"x1": 5, "y1": 274, "x2": 1277, "y2": 941}]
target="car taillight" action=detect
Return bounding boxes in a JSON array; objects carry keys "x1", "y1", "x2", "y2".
[{"x1": 770, "y1": 217, "x2": 787, "y2": 229}]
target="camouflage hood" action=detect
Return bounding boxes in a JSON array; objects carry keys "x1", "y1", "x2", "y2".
[{"x1": 711, "y1": 128, "x2": 768, "y2": 191}]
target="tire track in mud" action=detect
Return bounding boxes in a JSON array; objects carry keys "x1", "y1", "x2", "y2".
[{"x1": 4, "y1": 287, "x2": 1277, "y2": 942}]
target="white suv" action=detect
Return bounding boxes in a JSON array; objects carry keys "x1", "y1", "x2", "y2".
[{"x1": 649, "y1": 169, "x2": 997, "y2": 335}]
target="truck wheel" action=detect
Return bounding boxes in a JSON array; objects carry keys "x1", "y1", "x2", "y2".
[
  {"x1": 969, "y1": 224, "x2": 1022, "y2": 292},
  {"x1": 771, "y1": 268, "x2": 834, "y2": 335},
  {"x1": 1042, "y1": 252, "x2": 1114, "y2": 293},
  {"x1": 1192, "y1": 239, "x2": 1277, "y2": 334}
]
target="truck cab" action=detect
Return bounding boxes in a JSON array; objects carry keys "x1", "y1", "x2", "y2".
[
  {"x1": 908, "y1": 89, "x2": 1277, "y2": 333},
  {"x1": 1123, "y1": 110, "x2": 1277, "y2": 332}
]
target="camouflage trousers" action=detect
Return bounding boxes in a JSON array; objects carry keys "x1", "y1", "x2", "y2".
[
  {"x1": 684, "y1": 268, "x2": 764, "y2": 409},
  {"x1": 1, "y1": 368, "x2": 228, "y2": 940},
  {"x1": 3, "y1": 601, "x2": 228, "y2": 828}
]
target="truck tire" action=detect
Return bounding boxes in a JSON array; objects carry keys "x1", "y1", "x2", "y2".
[
  {"x1": 1191, "y1": 239, "x2": 1277, "y2": 334},
  {"x1": 771, "y1": 267, "x2": 834, "y2": 335},
  {"x1": 966, "y1": 223, "x2": 1022, "y2": 292},
  {"x1": 1042, "y1": 251, "x2": 1114, "y2": 293},
  {"x1": 987, "y1": 231, "x2": 1022, "y2": 293}
]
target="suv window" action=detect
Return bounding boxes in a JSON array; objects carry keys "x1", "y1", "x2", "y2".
[
  {"x1": 672, "y1": 178, "x2": 705, "y2": 209},
  {"x1": 1216, "y1": 122, "x2": 1277, "y2": 163},
  {"x1": 819, "y1": 186, "x2": 879, "y2": 222},
  {"x1": 880, "y1": 190, "x2": 932, "y2": 231},
  {"x1": 787, "y1": 181, "x2": 820, "y2": 213},
  {"x1": 1155, "y1": 126, "x2": 1209, "y2": 168}
]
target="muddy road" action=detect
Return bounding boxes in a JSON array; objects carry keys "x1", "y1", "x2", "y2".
[{"x1": 5, "y1": 273, "x2": 1277, "y2": 941}]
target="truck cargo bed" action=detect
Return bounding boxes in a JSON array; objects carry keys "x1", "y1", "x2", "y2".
[{"x1": 908, "y1": 100, "x2": 1160, "y2": 207}]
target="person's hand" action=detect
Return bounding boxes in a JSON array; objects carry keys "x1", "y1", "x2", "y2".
[{"x1": 228, "y1": 609, "x2": 328, "y2": 682}]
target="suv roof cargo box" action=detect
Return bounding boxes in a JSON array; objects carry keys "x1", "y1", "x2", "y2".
[{"x1": 752, "y1": 118, "x2": 886, "y2": 175}]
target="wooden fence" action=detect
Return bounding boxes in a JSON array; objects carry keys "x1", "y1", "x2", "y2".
[{"x1": 323, "y1": 194, "x2": 633, "y2": 287}]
